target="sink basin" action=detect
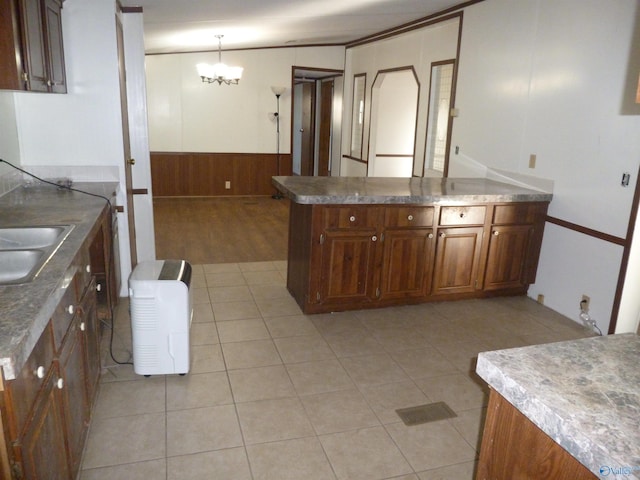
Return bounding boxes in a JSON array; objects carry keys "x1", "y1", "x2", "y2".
[
  {"x1": 0, "y1": 225, "x2": 73, "y2": 250},
  {"x1": 0, "y1": 225, "x2": 74, "y2": 285},
  {"x1": 0, "y1": 250, "x2": 45, "y2": 284}
]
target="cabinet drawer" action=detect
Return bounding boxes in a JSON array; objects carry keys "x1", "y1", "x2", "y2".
[
  {"x1": 440, "y1": 206, "x2": 486, "y2": 226},
  {"x1": 8, "y1": 322, "x2": 54, "y2": 436},
  {"x1": 322, "y1": 206, "x2": 380, "y2": 229},
  {"x1": 52, "y1": 279, "x2": 78, "y2": 352},
  {"x1": 385, "y1": 206, "x2": 434, "y2": 227},
  {"x1": 493, "y1": 203, "x2": 544, "y2": 225}
]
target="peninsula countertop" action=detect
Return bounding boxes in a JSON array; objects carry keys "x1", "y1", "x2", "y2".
[
  {"x1": 0, "y1": 182, "x2": 117, "y2": 380},
  {"x1": 271, "y1": 176, "x2": 552, "y2": 204},
  {"x1": 476, "y1": 334, "x2": 640, "y2": 479}
]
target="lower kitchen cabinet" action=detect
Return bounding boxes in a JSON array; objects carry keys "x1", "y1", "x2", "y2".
[
  {"x1": 432, "y1": 226, "x2": 484, "y2": 296},
  {"x1": 318, "y1": 229, "x2": 379, "y2": 306},
  {"x1": 17, "y1": 363, "x2": 69, "y2": 480},
  {"x1": 2, "y1": 208, "x2": 112, "y2": 479},
  {"x1": 287, "y1": 201, "x2": 549, "y2": 314},
  {"x1": 380, "y1": 227, "x2": 434, "y2": 301}
]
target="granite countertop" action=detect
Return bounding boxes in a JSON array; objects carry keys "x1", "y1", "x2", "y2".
[
  {"x1": 0, "y1": 182, "x2": 118, "y2": 380},
  {"x1": 272, "y1": 176, "x2": 553, "y2": 204},
  {"x1": 476, "y1": 334, "x2": 640, "y2": 478}
]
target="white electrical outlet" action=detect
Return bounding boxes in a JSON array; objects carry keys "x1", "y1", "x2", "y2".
[{"x1": 225, "y1": 181, "x2": 231, "y2": 189}]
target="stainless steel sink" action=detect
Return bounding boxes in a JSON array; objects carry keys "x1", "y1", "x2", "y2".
[
  {"x1": 0, "y1": 225, "x2": 72, "y2": 250},
  {"x1": 0, "y1": 225, "x2": 74, "y2": 285}
]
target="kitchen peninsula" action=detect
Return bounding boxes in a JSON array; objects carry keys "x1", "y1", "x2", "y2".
[
  {"x1": 272, "y1": 176, "x2": 552, "y2": 314},
  {"x1": 476, "y1": 334, "x2": 640, "y2": 479}
]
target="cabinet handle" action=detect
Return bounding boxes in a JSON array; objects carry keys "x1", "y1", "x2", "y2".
[
  {"x1": 493, "y1": 230, "x2": 500, "y2": 236},
  {"x1": 349, "y1": 215, "x2": 356, "y2": 222},
  {"x1": 372, "y1": 235, "x2": 377, "y2": 242},
  {"x1": 96, "y1": 283, "x2": 102, "y2": 292},
  {"x1": 80, "y1": 322, "x2": 86, "y2": 332},
  {"x1": 459, "y1": 213, "x2": 465, "y2": 218},
  {"x1": 428, "y1": 233, "x2": 434, "y2": 239},
  {"x1": 407, "y1": 214, "x2": 414, "y2": 221},
  {"x1": 440, "y1": 233, "x2": 446, "y2": 238},
  {"x1": 86, "y1": 264, "x2": 91, "y2": 273},
  {"x1": 35, "y1": 366, "x2": 45, "y2": 379},
  {"x1": 67, "y1": 305, "x2": 74, "y2": 315},
  {"x1": 56, "y1": 378, "x2": 64, "y2": 390}
]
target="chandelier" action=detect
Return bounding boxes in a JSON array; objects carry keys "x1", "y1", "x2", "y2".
[{"x1": 196, "y1": 35, "x2": 243, "y2": 85}]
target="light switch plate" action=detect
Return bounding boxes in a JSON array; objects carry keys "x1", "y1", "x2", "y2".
[{"x1": 529, "y1": 154, "x2": 536, "y2": 169}]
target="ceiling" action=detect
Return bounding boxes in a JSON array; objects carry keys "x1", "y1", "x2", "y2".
[{"x1": 119, "y1": 0, "x2": 467, "y2": 54}]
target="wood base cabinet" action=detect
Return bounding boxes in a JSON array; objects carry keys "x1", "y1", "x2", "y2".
[
  {"x1": 2, "y1": 207, "x2": 114, "y2": 479},
  {"x1": 287, "y1": 201, "x2": 549, "y2": 314},
  {"x1": 477, "y1": 390, "x2": 597, "y2": 480}
]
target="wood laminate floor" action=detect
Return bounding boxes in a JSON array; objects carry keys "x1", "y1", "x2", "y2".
[{"x1": 153, "y1": 196, "x2": 290, "y2": 264}]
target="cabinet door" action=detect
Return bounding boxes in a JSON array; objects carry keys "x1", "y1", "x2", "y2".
[
  {"x1": 0, "y1": 0, "x2": 25, "y2": 90},
  {"x1": 58, "y1": 317, "x2": 88, "y2": 479},
  {"x1": 18, "y1": 366, "x2": 70, "y2": 480},
  {"x1": 432, "y1": 227, "x2": 484, "y2": 295},
  {"x1": 81, "y1": 281, "x2": 101, "y2": 407},
  {"x1": 19, "y1": 0, "x2": 48, "y2": 91},
  {"x1": 42, "y1": 0, "x2": 65, "y2": 92},
  {"x1": 484, "y1": 225, "x2": 533, "y2": 291},
  {"x1": 319, "y1": 230, "x2": 379, "y2": 305},
  {"x1": 380, "y1": 228, "x2": 434, "y2": 300}
]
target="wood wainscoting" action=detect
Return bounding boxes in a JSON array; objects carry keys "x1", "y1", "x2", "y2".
[{"x1": 151, "y1": 152, "x2": 293, "y2": 197}]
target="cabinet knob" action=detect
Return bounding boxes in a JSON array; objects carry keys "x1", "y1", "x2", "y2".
[
  {"x1": 67, "y1": 305, "x2": 74, "y2": 315},
  {"x1": 459, "y1": 212, "x2": 465, "y2": 218},
  {"x1": 440, "y1": 233, "x2": 446, "y2": 238},
  {"x1": 493, "y1": 230, "x2": 500, "y2": 236},
  {"x1": 35, "y1": 366, "x2": 45, "y2": 379},
  {"x1": 56, "y1": 378, "x2": 64, "y2": 390},
  {"x1": 428, "y1": 233, "x2": 434, "y2": 239},
  {"x1": 86, "y1": 264, "x2": 91, "y2": 273},
  {"x1": 407, "y1": 214, "x2": 414, "y2": 221},
  {"x1": 372, "y1": 235, "x2": 377, "y2": 242},
  {"x1": 80, "y1": 322, "x2": 86, "y2": 332},
  {"x1": 349, "y1": 215, "x2": 356, "y2": 222},
  {"x1": 128, "y1": 158, "x2": 136, "y2": 166},
  {"x1": 96, "y1": 283, "x2": 102, "y2": 292}
]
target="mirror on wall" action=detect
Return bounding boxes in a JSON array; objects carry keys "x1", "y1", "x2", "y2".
[
  {"x1": 424, "y1": 60, "x2": 455, "y2": 177},
  {"x1": 349, "y1": 74, "x2": 366, "y2": 159},
  {"x1": 368, "y1": 67, "x2": 419, "y2": 177}
]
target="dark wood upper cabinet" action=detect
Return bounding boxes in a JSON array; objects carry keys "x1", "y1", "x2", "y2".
[{"x1": 0, "y1": 0, "x2": 66, "y2": 92}]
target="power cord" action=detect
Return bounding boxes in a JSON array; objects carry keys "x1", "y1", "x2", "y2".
[
  {"x1": 579, "y1": 299, "x2": 603, "y2": 336},
  {"x1": 0, "y1": 158, "x2": 134, "y2": 365}
]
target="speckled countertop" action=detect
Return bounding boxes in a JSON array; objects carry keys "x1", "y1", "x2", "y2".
[
  {"x1": 0, "y1": 182, "x2": 118, "y2": 380},
  {"x1": 476, "y1": 334, "x2": 640, "y2": 478},
  {"x1": 272, "y1": 176, "x2": 552, "y2": 204}
]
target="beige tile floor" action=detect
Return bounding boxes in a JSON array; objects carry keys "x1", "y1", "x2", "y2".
[{"x1": 80, "y1": 261, "x2": 594, "y2": 480}]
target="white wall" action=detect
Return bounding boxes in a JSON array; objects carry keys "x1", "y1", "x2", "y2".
[
  {"x1": 12, "y1": 0, "x2": 137, "y2": 294},
  {"x1": 145, "y1": 46, "x2": 345, "y2": 154},
  {"x1": 342, "y1": 18, "x2": 460, "y2": 176},
  {"x1": 451, "y1": 0, "x2": 640, "y2": 332},
  {"x1": 0, "y1": 93, "x2": 22, "y2": 193}
]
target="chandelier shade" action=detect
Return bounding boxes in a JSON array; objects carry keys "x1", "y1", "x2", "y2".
[{"x1": 197, "y1": 35, "x2": 243, "y2": 85}]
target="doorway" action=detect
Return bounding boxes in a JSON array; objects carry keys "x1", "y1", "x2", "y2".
[{"x1": 291, "y1": 67, "x2": 343, "y2": 176}]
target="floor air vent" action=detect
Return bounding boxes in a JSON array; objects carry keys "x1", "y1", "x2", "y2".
[{"x1": 395, "y1": 402, "x2": 457, "y2": 426}]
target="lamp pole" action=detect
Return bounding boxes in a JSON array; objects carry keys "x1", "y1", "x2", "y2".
[{"x1": 271, "y1": 87, "x2": 284, "y2": 199}]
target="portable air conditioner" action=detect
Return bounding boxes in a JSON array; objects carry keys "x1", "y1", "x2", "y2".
[{"x1": 129, "y1": 260, "x2": 193, "y2": 375}]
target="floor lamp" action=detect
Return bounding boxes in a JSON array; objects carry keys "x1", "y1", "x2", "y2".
[{"x1": 271, "y1": 86, "x2": 286, "y2": 199}]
